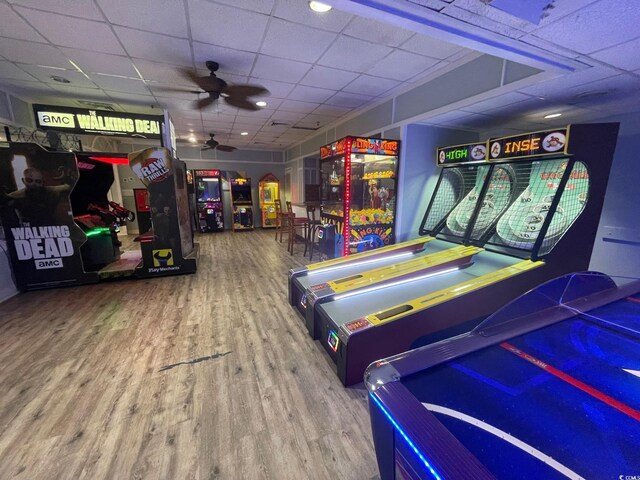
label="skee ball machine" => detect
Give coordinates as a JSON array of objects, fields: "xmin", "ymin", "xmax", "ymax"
[
  {"xmin": 194, "ymin": 169, "xmax": 224, "ymax": 232},
  {"xmin": 230, "ymin": 177, "xmax": 253, "ymax": 231},
  {"xmin": 319, "ymin": 137, "xmax": 400, "ymax": 258},
  {"xmin": 297, "ymin": 124, "xmax": 619, "ymax": 386},
  {"xmin": 259, "ymin": 173, "xmax": 280, "ymax": 228}
]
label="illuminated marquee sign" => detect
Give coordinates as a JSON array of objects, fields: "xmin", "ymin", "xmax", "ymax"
[
  {"xmin": 436, "ymin": 142, "xmax": 488, "ymax": 166},
  {"xmin": 33, "ymin": 104, "xmax": 163, "ymax": 139},
  {"xmin": 489, "ymin": 128, "xmax": 569, "ymax": 161},
  {"xmin": 320, "ymin": 137, "xmax": 398, "ymax": 159},
  {"xmin": 196, "ymin": 169, "xmax": 221, "ymax": 177},
  {"xmin": 231, "ymin": 178, "xmax": 249, "ymax": 185}
]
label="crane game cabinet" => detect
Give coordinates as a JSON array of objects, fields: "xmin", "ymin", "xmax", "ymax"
[
  {"xmin": 230, "ymin": 177, "xmax": 253, "ymax": 231},
  {"xmin": 194, "ymin": 169, "xmax": 224, "ymax": 232},
  {"xmin": 318, "ymin": 136, "xmax": 400, "ymax": 259},
  {"xmin": 293, "ymin": 123, "xmax": 619, "ymax": 386},
  {"xmin": 259, "ymin": 173, "xmax": 280, "ymax": 228},
  {"xmin": 0, "ymin": 144, "xmax": 197, "ymax": 290}
]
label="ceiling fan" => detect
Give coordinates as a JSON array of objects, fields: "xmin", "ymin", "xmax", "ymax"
[
  {"xmin": 177, "ymin": 61, "xmax": 269, "ymax": 111},
  {"xmin": 201, "ymin": 133, "xmax": 237, "ymax": 152}
]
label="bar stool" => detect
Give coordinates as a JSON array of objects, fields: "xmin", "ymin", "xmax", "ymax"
[
  {"xmin": 286, "ymin": 201, "xmax": 308, "ymax": 255},
  {"xmin": 304, "ymin": 204, "xmax": 323, "ymax": 261},
  {"xmin": 274, "ymin": 199, "xmax": 289, "ymax": 243}
]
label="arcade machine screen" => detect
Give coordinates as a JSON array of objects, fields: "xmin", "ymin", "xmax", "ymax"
[
  {"xmin": 198, "ymin": 178, "xmax": 221, "ymax": 202},
  {"xmin": 195, "ymin": 170, "xmax": 224, "ymax": 232}
]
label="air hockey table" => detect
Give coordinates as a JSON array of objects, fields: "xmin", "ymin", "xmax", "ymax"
[{"xmin": 366, "ymin": 272, "xmax": 640, "ymax": 479}]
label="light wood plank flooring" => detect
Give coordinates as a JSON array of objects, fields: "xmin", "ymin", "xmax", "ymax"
[{"xmin": 0, "ymin": 230, "xmax": 380, "ymax": 480}]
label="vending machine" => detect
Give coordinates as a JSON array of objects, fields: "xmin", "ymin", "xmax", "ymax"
[
  {"xmin": 259, "ymin": 173, "xmax": 280, "ymax": 228},
  {"xmin": 230, "ymin": 177, "xmax": 253, "ymax": 231},
  {"xmin": 194, "ymin": 169, "xmax": 224, "ymax": 232}
]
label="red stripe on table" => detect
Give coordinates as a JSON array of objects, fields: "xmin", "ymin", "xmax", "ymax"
[
  {"xmin": 500, "ymin": 342, "xmax": 640, "ymax": 422},
  {"xmin": 627, "ymin": 296, "xmax": 640, "ymax": 304}
]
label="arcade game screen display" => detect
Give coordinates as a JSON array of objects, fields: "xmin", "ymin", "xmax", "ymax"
[{"xmin": 197, "ymin": 178, "xmax": 221, "ymax": 202}]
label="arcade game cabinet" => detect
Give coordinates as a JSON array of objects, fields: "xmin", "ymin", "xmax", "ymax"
[
  {"xmin": 194, "ymin": 169, "xmax": 224, "ymax": 232},
  {"xmin": 366, "ymin": 272, "xmax": 640, "ymax": 479},
  {"xmin": 299, "ymin": 124, "xmax": 619, "ymax": 386},
  {"xmin": 319, "ymin": 137, "xmax": 400, "ymax": 258},
  {"xmin": 259, "ymin": 173, "xmax": 280, "ymax": 228},
  {"xmin": 230, "ymin": 177, "xmax": 253, "ymax": 231},
  {"xmin": 0, "ymin": 144, "xmax": 197, "ymax": 290}
]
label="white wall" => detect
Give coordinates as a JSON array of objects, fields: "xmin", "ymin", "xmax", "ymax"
[
  {"xmin": 589, "ymin": 114, "xmax": 640, "ymax": 278},
  {"xmin": 395, "ymin": 124, "xmax": 479, "ymax": 242}
]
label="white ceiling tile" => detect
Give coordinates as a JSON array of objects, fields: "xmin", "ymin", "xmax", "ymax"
[
  {"xmin": 228, "ymin": 115, "xmax": 269, "ymax": 125},
  {"xmin": 343, "ymin": 17, "xmax": 414, "ymax": 47},
  {"xmin": 260, "ymin": 18, "xmax": 338, "ymax": 63},
  {"xmin": 517, "ymin": 66, "xmax": 621, "ymax": 99},
  {"xmin": 148, "ymin": 83, "xmax": 199, "ymax": 99},
  {"xmin": 7, "ymin": 0, "xmax": 103, "ymax": 20},
  {"xmin": 14, "ymin": 7, "xmax": 125, "ymax": 55},
  {"xmin": 301, "ymin": 113, "xmax": 339, "ymax": 125},
  {"xmin": 399, "ymin": 34, "xmax": 467, "ymax": 59},
  {"xmin": 367, "ymin": 50, "xmax": 439, "ymax": 81},
  {"xmin": 0, "ymin": 38, "xmax": 73, "ymax": 68},
  {"xmin": 60, "ymin": 48, "xmax": 138, "ymax": 77},
  {"xmin": 529, "ymin": 0, "xmax": 640, "ymax": 54},
  {"xmin": 318, "ymin": 36, "xmax": 392, "ymax": 72},
  {"xmin": 312, "ymin": 104, "xmax": 353, "ymax": 116},
  {"xmin": 0, "ymin": 78, "xmax": 55, "ymax": 94},
  {"xmin": 342, "ymin": 75, "xmax": 401, "ymax": 97},
  {"xmin": 97, "ymin": 0, "xmax": 188, "ymax": 38},
  {"xmin": 91, "ymin": 75, "xmax": 153, "ymax": 95},
  {"xmin": 47, "ymin": 83, "xmax": 107, "ymax": 98},
  {"xmin": 269, "ymin": 110, "xmax": 307, "ymax": 122},
  {"xmin": 192, "ymin": 43, "xmax": 256, "ymax": 75},
  {"xmin": 324, "ymin": 92, "xmax": 373, "ymax": 108},
  {"xmin": 115, "ymin": 103, "xmax": 159, "ymax": 114},
  {"xmin": 247, "ymin": 78, "xmax": 295, "ymax": 98},
  {"xmin": 234, "ymin": 106, "xmax": 275, "ymax": 118},
  {"xmin": 300, "ymin": 65, "xmax": 359, "ymax": 90},
  {"xmin": 155, "ymin": 96, "xmax": 198, "ymax": 111},
  {"xmin": 188, "ymin": 0, "xmax": 269, "ymax": 51},
  {"xmin": 105, "ymin": 91, "xmax": 156, "ymax": 104},
  {"xmin": 279, "ymin": 99, "xmax": 319, "ymax": 113},
  {"xmin": 0, "ymin": 4, "xmax": 47, "ymax": 42},
  {"xmin": 0, "ymin": 61, "xmax": 37, "ymax": 81},
  {"xmin": 251, "ymin": 55, "xmax": 311, "ymax": 83},
  {"xmin": 591, "ymin": 36, "xmax": 640, "ymax": 72},
  {"xmin": 287, "ymin": 85, "xmax": 336, "ymax": 103},
  {"xmin": 273, "ymin": 0, "xmax": 353, "ymax": 32},
  {"xmin": 207, "ymin": 0, "xmax": 274, "ymax": 14},
  {"xmin": 133, "ymin": 60, "xmax": 194, "ymax": 86},
  {"xmin": 115, "ymin": 27, "xmax": 192, "ymax": 66},
  {"xmin": 18, "ymin": 65, "xmax": 97, "ymax": 87}
]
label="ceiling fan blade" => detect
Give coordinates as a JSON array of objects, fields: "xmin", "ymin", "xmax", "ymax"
[
  {"xmin": 196, "ymin": 95, "xmax": 217, "ymax": 109},
  {"xmin": 216, "ymin": 145, "xmax": 237, "ymax": 152},
  {"xmin": 223, "ymin": 84, "xmax": 270, "ymax": 97},
  {"xmin": 223, "ymin": 96, "xmax": 259, "ymax": 111},
  {"xmin": 179, "ymin": 68, "xmax": 225, "ymax": 92}
]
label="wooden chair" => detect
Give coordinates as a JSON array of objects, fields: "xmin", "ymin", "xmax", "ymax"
[
  {"xmin": 286, "ymin": 201, "xmax": 308, "ymax": 255},
  {"xmin": 274, "ymin": 199, "xmax": 289, "ymax": 243},
  {"xmin": 304, "ymin": 204, "xmax": 323, "ymax": 261}
]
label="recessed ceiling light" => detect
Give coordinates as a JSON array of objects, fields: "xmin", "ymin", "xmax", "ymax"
[
  {"xmin": 189, "ymin": 129, "xmax": 194, "ymax": 133},
  {"xmin": 309, "ymin": 1, "xmax": 332, "ymax": 12},
  {"xmin": 544, "ymin": 113, "xmax": 562, "ymax": 119},
  {"xmin": 188, "ymin": 136, "xmax": 197, "ymax": 143},
  {"xmin": 241, "ymin": 132, "xmax": 249, "ymax": 136},
  {"xmin": 50, "ymin": 75, "xmax": 70, "ymax": 83},
  {"xmin": 256, "ymin": 101, "xmax": 267, "ymax": 107}
]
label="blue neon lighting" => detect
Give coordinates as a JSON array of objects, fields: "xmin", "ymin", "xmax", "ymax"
[{"xmin": 369, "ymin": 393, "xmax": 443, "ymax": 480}]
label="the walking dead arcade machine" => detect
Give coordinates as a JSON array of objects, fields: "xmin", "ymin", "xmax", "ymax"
[
  {"xmin": 230, "ymin": 177, "xmax": 254, "ymax": 231},
  {"xmin": 194, "ymin": 169, "xmax": 225, "ymax": 232},
  {"xmin": 0, "ymin": 135, "xmax": 197, "ymax": 290},
  {"xmin": 294, "ymin": 123, "xmax": 619, "ymax": 386},
  {"xmin": 318, "ymin": 136, "xmax": 400, "ymax": 259}
]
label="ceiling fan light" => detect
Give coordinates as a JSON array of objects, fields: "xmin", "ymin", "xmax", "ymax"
[
  {"xmin": 309, "ymin": 1, "xmax": 332, "ymax": 12},
  {"xmin": 241, "ymin": 132, "xmax": 249, "ymax": 136}
]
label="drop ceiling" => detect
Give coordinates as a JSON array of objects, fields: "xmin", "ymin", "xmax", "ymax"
[{"xmin": 0, "ymin": 0, "xmax": 639, "ymax": 151}]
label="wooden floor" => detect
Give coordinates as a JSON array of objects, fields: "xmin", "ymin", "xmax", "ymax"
[{"xmin": 0, "ymin": 230, "xmax": 381, "ymax": 480}]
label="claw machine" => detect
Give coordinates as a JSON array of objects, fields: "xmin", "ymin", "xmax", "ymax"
[
  {"xmin": 230, "ymin": 177, "xmax": 253, "ymax": 231},
  {"xmin": 319, "ymin": 136, "xmax": 400, "ymax": 257},
  {"xmin": 259, "ymin": 173, "xmax": 280, "ymax": 228},
  {"xmin": 194, "ymin": 169, "xmax": 224, "ymax": 232}
]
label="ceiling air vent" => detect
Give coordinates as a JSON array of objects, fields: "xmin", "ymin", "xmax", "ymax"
[
  {"xmin": 291, "ymin": 125, "xmax": 320, "ymax": 131},
  {"xmin": 270, "ymin": 121, "xmax": 290, "ymax": 126}
]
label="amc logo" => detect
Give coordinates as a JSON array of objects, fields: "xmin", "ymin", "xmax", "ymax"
[
  {"xmin": 37, "ymin": 111, "xmax": 75, "ymax": 129},
  {"xmin": 34, "ymin": 258, "xmax": 63, "ymax": 270}
]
